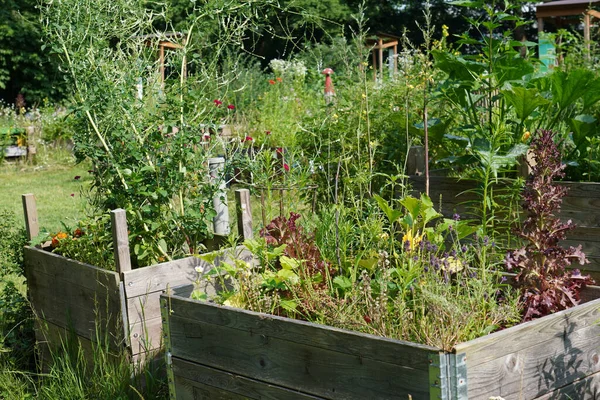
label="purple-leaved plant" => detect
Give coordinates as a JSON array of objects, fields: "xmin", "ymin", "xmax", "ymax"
[{"xmin": 505, "ymin": 130, "xmax": 593, "ymax": 321}]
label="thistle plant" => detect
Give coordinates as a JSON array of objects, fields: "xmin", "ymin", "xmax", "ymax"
[{"xmin": 505, "ymin": 130, "xmax": 593, "ymax": 321}]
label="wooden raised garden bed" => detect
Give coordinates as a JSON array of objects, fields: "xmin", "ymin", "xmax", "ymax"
[
  {"xmin": 410, "ymin": 176, "xmax": 600, "ymax": 282},
  {"xmin": 161, "ymin": 284, "xmax": 600, "ymax": 400},
  {"xmin": 22, "ymin": 189, "xmax": 255, "ymax": 367}
]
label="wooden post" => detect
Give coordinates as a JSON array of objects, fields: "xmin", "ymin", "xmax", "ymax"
[
  {"xmin": 208, "ymin": 157, "xmax": 230, "ymax": 235},
  {"xmin": 406, "ymin": 146, "xmax": 425, "ymax": 176},
  {"xmin": 393, "ymin": 44, "xmax": 398, "ymax": 75},
  {"xmin": 537, "ymin": 17, "xmax": 544, "ymax": 33},
  {"xmin": 22, "ymin": 194, "xmax": 39, "ymax": 241},
  {"xmin": 584, "ymin": 13, "xmax": 591, "ymax": 58},
  {"xmin": 378, "ymin": 38, "xmax": 384, "ymax": 80},
  {"xmin": 111, "ymin": 209, "xmax": 132, "ymax": 274},
  {"xmin": 235, "ymin": 189, "xmax": 253, "ymax": 240},
  {"xmin": 159, "ymin": 44, "xmax": 165, "ymax": 88},
  {"xmin": 26, "ymin": 126, "xmax": 36, "ymax": 163},
  {"xmin": 372, "ymin": 49, "xmax": 377, "ymax": 81}
]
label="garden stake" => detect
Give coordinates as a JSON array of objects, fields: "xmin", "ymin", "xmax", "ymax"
[{"xmin": 322, "ymin": 68, "xmax": 335, "ymax": 104}]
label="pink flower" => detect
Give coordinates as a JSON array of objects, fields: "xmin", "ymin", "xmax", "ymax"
[
  {"xmin": 265, "ymin": 130, "xmax": 271, "ymax": 135},
  {"xmin": 213, "ymin": 99, "xmax": 223, "ymax": 106},
  {"xmin": 283, "ymin": 163, "xmax": 290, "ymax": 172},
  {"xmin": 227, "ymin": 104, "xmax": 235, "ymax": 110},
  {"xmin": 276, "ymin": 147, "xmax": 284, "ymax": 155},
  {"xmin": 70, "ymin": 193, "xmax": 75, "ymax": 197},
  {"xmin": 242, "ymin": 136, "xmax": 253, "ymax": 143}
]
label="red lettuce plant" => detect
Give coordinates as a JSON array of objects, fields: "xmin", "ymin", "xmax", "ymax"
[
  {"xmin": 505, "ymin": 130, "xmax": 593, "ymax": 321},
  {"xmin": 260, "ymin": 212, "xmax": 334, "ymax": 281}
]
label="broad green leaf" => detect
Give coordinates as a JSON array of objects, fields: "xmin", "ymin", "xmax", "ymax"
[
  {"xmin": 432, "ymin": 50, "xmax": 485, "ymax": 82},
  {"xmin": 551, "ymin": 69, "xmax": 593, "ymax": 111},
  {"xmin": 400, "ymin": 196, "xmax": 421, "ymax": 221},
  {"xmin": 333, "ymin": 276, "xmax": 352, "ymax": 290},
  {"xmin": 568, "ymin": 115, "xmax": 598, "ymax": 152},
  {"xmin": 277, "ymin": 269, "xmax": 299, "ymax": 285},
  {"xmin": 582, "ymin": 78, "xmax": 600, "ymax": 111},
  {"xmin": 358, "ymin": 257, "xmax": 379, "ymax": 272},
  {"xmin": 280, "ymin": 299, "xmax": 298, "ymax": 312},
  {"xmin": 502, "ymin": 86, "xmax": 549, "ymax": 122},
  {"xmin": 197, "ymin": 251, "xmax": 219, "ymax": 264},
  {"xmin": 373, "ymin": 194, "xmax": 403, "ymax": 223},
  {"xmin": 280, "ymin": 256, "xmax": 300, "ymax": 270},
  {"xmin": 157, "ymin": 238, "xmax": 168, "ymax": 255},
  {"xmin": 219, "ymin": 262, "xmax": 237, "ymax": 276}
]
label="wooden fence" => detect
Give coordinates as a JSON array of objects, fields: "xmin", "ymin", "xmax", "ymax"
[
  {"xmin": 409, "ymin": 176, "xmax": 600, "ymax": 282},
  {"xmin": 162, "ymin": 285, "xmax": 600, "ymax": 399},
  {"xmin": 22, "ymin": 189, "xmax": 255, "ymax": 367}
]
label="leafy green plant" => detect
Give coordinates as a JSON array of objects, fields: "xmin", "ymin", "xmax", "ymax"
[
  {"xmin": 505, "ymin": 130, "xmax": 593, "ymax": 321},
  {"xmin": 49, "ymin": 215, "xmax": 115, "ymax": 271},
  {"xmin": 0, "ymin": 210, "xmax": 26, "ymax": 277}
]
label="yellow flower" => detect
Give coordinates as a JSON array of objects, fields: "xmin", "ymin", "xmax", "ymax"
[
  {"xmin": 521, "ymin": 131, "xmax": 531, "ymax": 142},
  {"xmin": 402, "ymin": 230, "xmax": 423, "ymax": 252},
  {"xmin": 442, "ymin": 25, "xmax": 449, "ymax": 38},
  {"xmin": 361, "ymin": 93, "xmax": 367, "ymax": 99},
  {"xmin": 441, "ymin": 256, "xmax": 463, "ymax": 273}
]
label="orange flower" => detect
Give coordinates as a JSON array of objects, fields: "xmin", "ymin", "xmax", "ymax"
[
  {"xmin": 276, "ymin": 77, "xmax": 282, "ymax": 82},
  {"xmin": 269, "ymin": 79, "xmax": 276, "ymax": 85},
  {"xmin": 51, "ymin": 231, "xmax": 68, "ymax": 248}
]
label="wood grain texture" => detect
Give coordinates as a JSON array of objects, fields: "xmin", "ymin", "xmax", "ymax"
[
  {"xmin": 533, "ymin": 369, "xmax": 600, "ymax": 399},
  {"xmin": 235, "ymin": 188, "xmax": 253, "ymax": 240},
  {"xmin": 25, "ymin": 247, "xmax": 122, "ymax": 343},
  {"xmin": 128, "ymin": 316, "xmax": 162, "ymax": 356},
  {"xmin": 25, "ymin": 247, "xmax": 120, "ymax": 291},
  {"xmin": 164, "ymin": 295, "xmax": 436, "ymax": 400},
  {"xmin": 34, "ymin": 317, "xmax": 124, "ymax": 371},
  {"xmin": 454, "ymin": 296, "xmax": 600, "ymax": 399},
  {"xmin": 165, "ymin": 295, "xmax": 437, "ymax": 370},
  {"xmin": 172, "ymin": 358, "xmax": 325, "ymax": 400},
  {"xmin": 122, "ymin": 246, "xmax": 254, "ymax": 298},
  {"xmin": 21, "ymin": 194, "xmax": 39, "ymax": 241},
  {"xmin": 111, "ymin": 208, "xmax": 132, "ymax": 274},
  {"xmin": 410, "ymin": 176, "xmax": 600, "ymax": 228}
]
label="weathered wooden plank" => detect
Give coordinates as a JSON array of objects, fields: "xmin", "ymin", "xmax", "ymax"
[
  {"xmin": 34, "ymin": 318, "xmax": 124, "ymax": 371},
  {"xmin": 111, "ymin": 208, "xmax": 132, "ymax": 274},
  {"xmin": 463, "ymin": 322, "xmax": 600, "ymax": 399},
  {"xmin": 455, "ymin": 297, "xmax": 600, "ymax": 399},
  {"xmin": 454, "ymin": 296, "xmax": 600, "ymax": 366},
  {"xmin": 129, "ymin": 316, "xmax": 162, "ymax": 356},
  {"xmin": 167, "ymin": 313, "xmax": 432, "ymax": 399},
  {"xmin": 165, "ymin": 295, "xmax": 438, "ymax": 371},
  {"xmin": 235, "ymin": 188, "xmax": 253, "ymax": 240},
  {"xmin": 559, "ymin": 181, "xmax": 600, "ymax": 198},
  {"xmin": 533, "ymin": 368, "xmax": 600, "ymax": 399},
  {"xmin": 24, "ymin": 246, "xmax": 120, "ymax": 292},
  {"xmin": 172, "ymin": 357, "xmax": 326, "ymax": 400},
  {"xmin": 122, "ymin": 246, "xmax": 254, "ymax": 298},
  {"xmin": 22, "ymin": 193, "xmax": 39, "ymax": 241},
  {"xmin": 28, "ymin": 269, "xmax": 122, "ymax": 344},
  {"xmin": 411, "ymin": 176, "xmax": 600, "ymax": 228}
]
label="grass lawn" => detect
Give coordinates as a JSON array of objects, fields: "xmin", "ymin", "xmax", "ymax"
[{"xmin": 0, "ymin": 160, "xmax": 91, "ymax": 235}]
